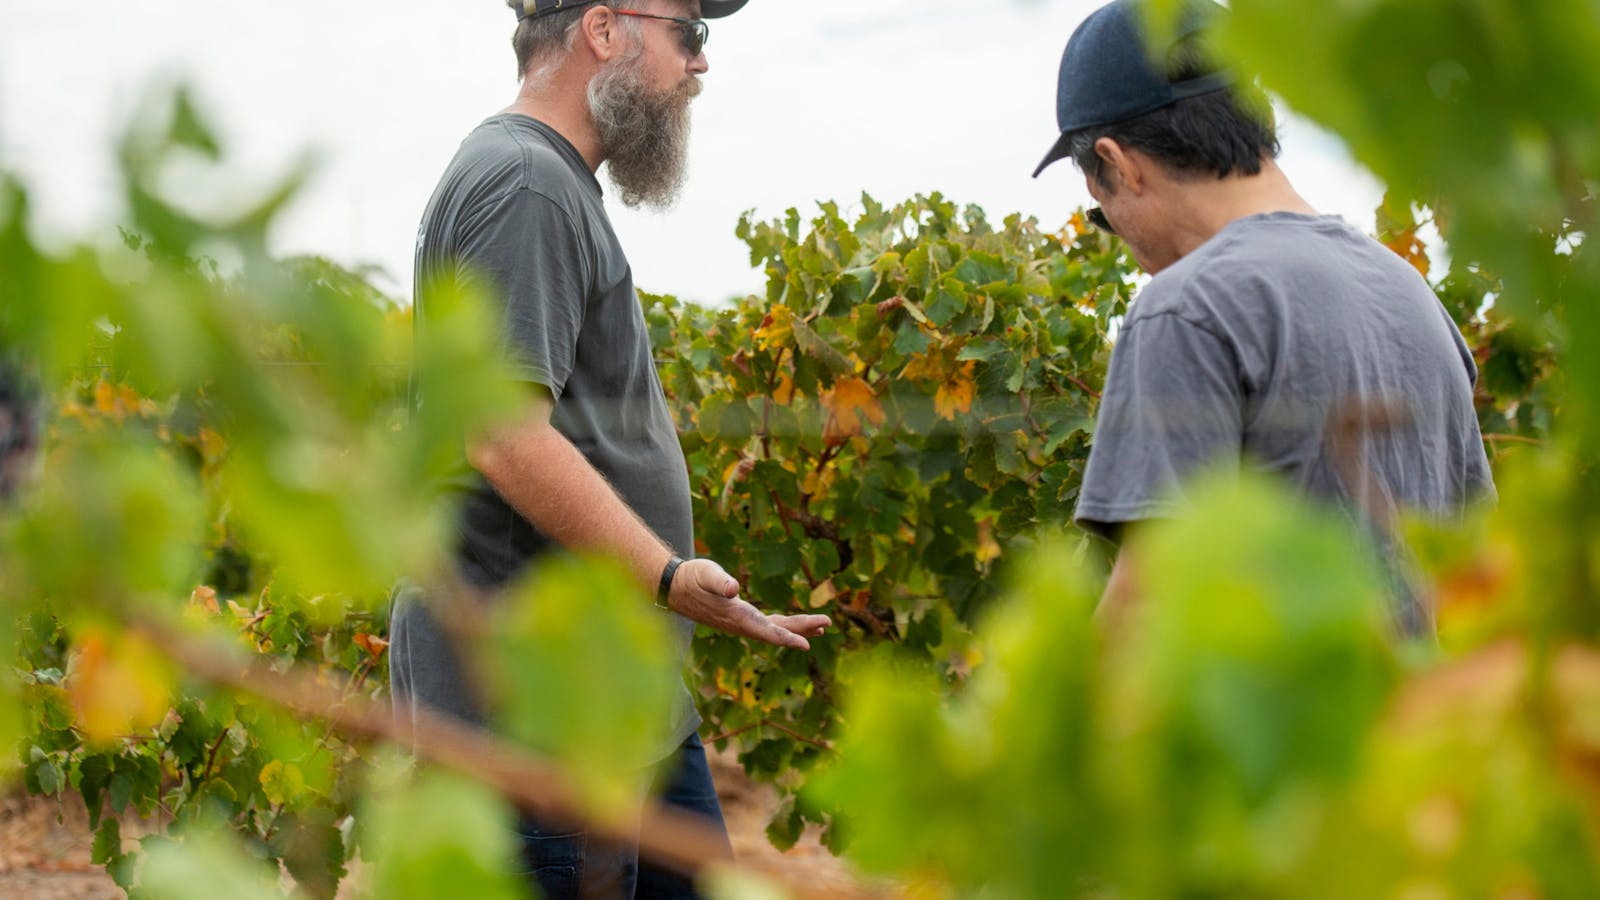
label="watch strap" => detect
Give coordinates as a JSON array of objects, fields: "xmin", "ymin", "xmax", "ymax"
[{"xmin": 656, "ymin": 555, "xmax": 684, "ymax": 611}]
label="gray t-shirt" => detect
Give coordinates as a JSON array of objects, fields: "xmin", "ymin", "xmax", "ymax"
[
  {"xmin": 399, "ymin": 113, "xmax": 699, "ymax": 761},
  {"xmin": 1076, "ymin": 213, "xmax": 1493, "ymax": 630}
]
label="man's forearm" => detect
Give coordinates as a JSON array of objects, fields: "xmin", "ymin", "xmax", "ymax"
[
  {"xmin": 468, "ymin": 409, "xmax": 672, "ymax": 594},
  {"xmin": 464, "ymin": 397, "xmax": 831, "ymax": 651},
  {"xmin": 1095, "ymin": 543, "xmax": 1139, "ymax": 634}
]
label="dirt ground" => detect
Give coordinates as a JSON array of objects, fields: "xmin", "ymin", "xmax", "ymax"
[
  {"xmin": 0, "ymin": 750, "xmax": 858, "ymax": 899},
  {"xmin": 0, "ymin": 787, "xmax": 123, "ymax": 900}
]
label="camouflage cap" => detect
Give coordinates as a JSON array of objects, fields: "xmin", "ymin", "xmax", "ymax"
[{"xmin": 507, "ymin": 0, "xmax": 749, "ymax": 20}]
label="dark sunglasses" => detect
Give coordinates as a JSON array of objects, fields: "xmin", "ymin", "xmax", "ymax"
[
  {"xmin": 1086, "ymin": 206, "xmax": 1117, "ymax": 235},
  {"xmin": 1083, "ymin": 154, "xmax": 1118, "ymax": 236},
  {"xmin": 614, "ymin": 9, "xmax": 710, "ymax": 57}
]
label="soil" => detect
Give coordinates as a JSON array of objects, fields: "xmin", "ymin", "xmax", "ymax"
[
  {"xmin": 0, "ymin": 750, "xmax": 858, "ymax": 899},
  {"xmin": 0, "ymin": 788, "xmax": 125, "ymax": 900}
]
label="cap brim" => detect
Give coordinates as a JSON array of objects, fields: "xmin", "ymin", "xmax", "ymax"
[
  {"xmin": 701, "ymin": 0, "xmax": 749, "ymax": 18},
  {"xmin": 1032, "ymin": 132, "xmax": 1072, "ymax": 178}
]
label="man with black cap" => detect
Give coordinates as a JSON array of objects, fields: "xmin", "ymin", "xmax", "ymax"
[
  {"xmin": 394, "ymin": 2, "xmax": 830, "ymax": 896},
  {"xmin": 1034, "ymin": 0, "xmax": 1492, "ymax": 635}
]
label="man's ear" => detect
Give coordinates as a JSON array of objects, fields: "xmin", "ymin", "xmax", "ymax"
[
  {"xmin": 1094, "ymin": 137, "xmax": 1148, "ymax": 196},
  {"xmin": 578, "ymin": 5, "xmax": 627, "ymax": 63}
]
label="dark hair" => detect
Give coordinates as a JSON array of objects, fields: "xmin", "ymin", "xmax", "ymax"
[
  {"xmin": 1066, "ymin": 50, "xmax": 1279, "ymax": 184},
  {"xmin": 512, "ymin": 1, "xmax": 627, "ymax": 79}
]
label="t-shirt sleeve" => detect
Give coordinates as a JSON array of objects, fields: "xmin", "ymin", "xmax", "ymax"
[
  {"xmin": 1075, "ymin": 311, "xmax": 1244, "ymax": 533},
  {"xmin": 1437, "ymin": 300, "xmax": 1480, "ymax": 388},
  {"xmin": 454, "ymin": 187, "xmax": 591, "ymax": 398}
]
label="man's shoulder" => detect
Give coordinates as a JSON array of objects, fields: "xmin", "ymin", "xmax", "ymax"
[
  {"xmin": 446, "ymin": 115, "xmax": 595, "ymax": 209},
  {"xmin": 1131, "ymin": 213, "xmax": 1400, "ymax": 323},
  {"xmin": 1125, "ymin": 245, "xmax": 1226, "ymax": 326},
  {"xmin": 1189, "ymin": 212, "xmax": 1404, "ymax": 281}
]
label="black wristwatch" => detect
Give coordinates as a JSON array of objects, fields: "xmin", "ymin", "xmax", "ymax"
[{"xmin": 656, "ymin": 555, "xmax": 684, "ymax": 611}]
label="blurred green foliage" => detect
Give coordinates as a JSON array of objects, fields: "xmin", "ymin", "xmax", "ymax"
[
  {"xmin": 805, "ymin": 1, "xmax": 1600, "ymax": 896},
  {"xmin": 814, "ymin": 476, "xmax": 1398, "ymax": 896},
  {"xmin": 0, "ymin": 88, "xmax": 669, "ymax": 896},
  {"xmin": 816, "ymin": 475, "xmax": 1600, "ymax": 898},
  {"xmin": 485, "ymin": 557, "xmax": 681, "ymax": 817},
  {"xmin": 3, "ymin": 0, "xmax": 1600, "ymax": 894},
  {"xmin": 358, "ymin": 764, "xmax": 530, "ymax": 900}
]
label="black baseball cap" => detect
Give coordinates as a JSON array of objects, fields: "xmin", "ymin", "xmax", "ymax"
[
  {"xmin": 509, "ymin": 0, "xmax": 749, "ymax": 20},
  {"xmin": 1032, "ymin": 0, "xmax": 1232, "ymax": 178}
]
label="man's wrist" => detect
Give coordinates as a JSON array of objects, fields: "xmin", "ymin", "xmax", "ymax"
[{"xmin": 656, "ymin": 555, "xmax": 684, "ymax": 611}]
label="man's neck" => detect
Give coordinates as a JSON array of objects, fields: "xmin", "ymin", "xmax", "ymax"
[
  {"xmin": 503, "ymin": 72, "xmax": 604, "ymax": 171},
  {"xmin": 1166, "ymin": 159, "xmax": 1318, "ymax": 260}
]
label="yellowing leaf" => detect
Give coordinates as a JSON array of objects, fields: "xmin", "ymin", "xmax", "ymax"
[
  {"xmin": 67, "ymin": 630, "xmax": 172, "ymax": 743},
  {"xmin": 93, "ymin": 381, "xmax": 118, "ymax": 417},
  {"xmin": 962, "ymin": 645, "xmax": 986, "ymax": 672},
  {"xmin": 117, "ymin": 386, "xmax": 154, "ymax": 418},
  {"xmin": 975, "ymin": 518, "xmax": 1002, "ymax": 567},
  {"xmin": 352, "ymin": 632, "xmax": 390, "ymax": 660},
  {"xmin": 721, "ymin": 457, "xmax": 754, "ymax": 489},
  {"xmin": 259, "ymin": 759, "xmax": 306, "ymax": 806},
  {"xmin": 809, "ymin": 579, "xmax": 839, "ymax": 609},
  {"xmin": 196, "ymin": 427, "xmax": 227, "ymax": 466},
  {"xmin": 935, "ymin": 361, "xmax": 977, "ymax": 422},
  {"xmin": 822, "ymin": 377, "xmax": 886, "ymax": 445},
  {"xmin": 719, "ymin": 456, "xmax": 755, "ymax": 512},
  {"xmin": 754, "ymin": 304, "xmax": 794, "ymax": 353},
  {"xmin": 801, "ymin": 467, "xmax": 836, "ymax": 498},
  {"xmin": 59, "ymin": 400, "xmax": 91, "ymax": 426},
  {"xmin": 190, "ymin": 584, "xmax": 220, "ymax": 614},
  {"xmin": 773, "ymin": 372, "xmax": 796, "ymax": 406},
  {"xmin": 88, "ymin": 381, "xmax": 155, "ymax": 422},
  {"xmin": 900, "ymin": 350, "xmax": 945, "ymax": 383},
  {"xmin": 1383, "ymin": 229, "xmax": 1431, "ymax": 279},
  {"xmin": 1065, "ymin": 211, "xmax": 1087, "ymax": 240}
]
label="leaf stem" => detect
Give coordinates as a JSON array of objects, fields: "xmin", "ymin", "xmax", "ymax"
[
  {"xmin": 1482, "ymin": 433, "xmax": 1543, "ymax": 446},
  {"xmin": 1063, "ymin": 374, "xmax": 1101, "ymax": 400},
  {"xmin": 705, "ymin": 719, "xmax": 833, "ymax": 753},
  {"xmin": 199, "ymin": 729, "xmax": 229, "ymax": 783}
]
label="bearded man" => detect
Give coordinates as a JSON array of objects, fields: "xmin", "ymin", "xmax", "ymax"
[{"xmin": 392, "ymin": 2, "xmax": 829, "ymax": 897}]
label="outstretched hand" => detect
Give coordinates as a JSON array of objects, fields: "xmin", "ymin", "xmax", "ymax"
[{"xmin": 668, "ymin": 558, "xmax": 831, "ymax": 650}]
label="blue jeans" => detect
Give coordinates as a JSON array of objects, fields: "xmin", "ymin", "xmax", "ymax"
[{"xmin": 517, "ymin": 732, "xmax": 732, "ymax": 899}]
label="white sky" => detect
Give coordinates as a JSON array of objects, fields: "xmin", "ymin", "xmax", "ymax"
[{"xmin": 0, "ymin": 0, "xmax": 1384, "ymax": 305}]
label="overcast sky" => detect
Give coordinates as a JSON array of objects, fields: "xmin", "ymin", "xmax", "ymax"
[{"xmin": 0, "ymin": 0, "xmax": 1384, "ymax": 306}]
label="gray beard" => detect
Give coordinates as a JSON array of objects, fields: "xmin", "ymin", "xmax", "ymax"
[{"xmin": 588, "ymin": 54, "xmax": 700, "ymax": 211}]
